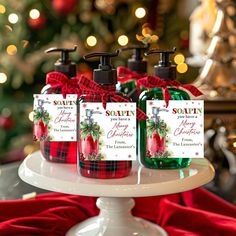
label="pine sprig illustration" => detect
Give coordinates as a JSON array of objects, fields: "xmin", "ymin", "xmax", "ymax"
[
  {"xmin": 80, "ymin": 121, "xmax": 103, "ymax": 141},
  {"xmin": 33, "ymin": 109, "xmax": 51, "ymax": 125},
  {"xmin": 147, "ymin": 119, "xmax": 167, "ymax": 138}
]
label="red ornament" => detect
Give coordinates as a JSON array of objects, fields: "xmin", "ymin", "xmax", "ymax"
[
  {"xmin": 28, "ymin": 15, "xmax": 46, "ymax": 30},
  {"xmin": 80, "ymin": 131, "xmax": 99, "ymax": 156},
  {"xmin": 0, "ymin": 116, "xmax": 14, "ymax": 130},
  {"xmin": 52, "ymin": 0, "xmax": 77, "ymax": 15}
]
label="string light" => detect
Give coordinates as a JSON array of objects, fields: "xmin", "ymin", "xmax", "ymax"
[
  {"xmin": 8, "ymin": 13, "xmax": 19, "ymax": 24},
  {"xmin": 28, "ymin": 111, "xmax": 34, "ymax": 122},
  {"xmin": 0, "ymin": 4, "xmax": 6, "ymax": 14},
  {"xmin": 29, "ymin": 9, "xmax": 40, "ymax": 19},
  {"xmin": 6, "ymin": 45, "xmax": 17, "ymax": 55},
  {"xmin": 177, "ymin": 63, "xmax": 188, "ymax": 73},
  {"xmin": 174, "ymin": 54, "xmax": 185, "ymax": 64},
  {"xmin": 86, "ymin": 35, "xmax": 97, "ymax": 47},
  {"xmin": 118, "ymin": 35, "xmax": 129, "ymax": 46},
  {"xmin": 0, "ymin": 73, "xmax": 7, "ymax": 83},
  {"xmin": 135, "ymin": 7, "xmax": 146, "ymax": 19}
]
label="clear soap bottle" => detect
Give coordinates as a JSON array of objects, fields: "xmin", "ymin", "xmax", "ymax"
[
  {"xmin": 139, "ymin": 49, "xmax": 191, "ymax": 169},
  {"xmin": 78, "ymin": 52, "xmax": 132, "ymax": 178},
  {"xmin": 40, "ymin": 46, "xmax": 78, "ymax": 163}
]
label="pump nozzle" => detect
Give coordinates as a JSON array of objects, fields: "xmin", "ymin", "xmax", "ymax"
[
  {"xmin": 145, "ymin": 47, "xmax": 176, "ymax": 66},
  {"xmin": 120, "ymin": 45, "xmax": 148, "ymax": 73},
  {"xmin": 45, "ymin": 46, "xmax": 77, "ymax": 77},
  {"xmin": 145, "ymin": 47, "xmax": 177, "ymax": 81},
  {"xmin": 84, "ymin": 51, "xmax": 119, "ymax": 84}
]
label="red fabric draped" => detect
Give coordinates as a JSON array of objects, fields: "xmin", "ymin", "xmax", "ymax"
[{"xmin": 0, "ymin": 188, "xmax": 235, "ymax": 236}]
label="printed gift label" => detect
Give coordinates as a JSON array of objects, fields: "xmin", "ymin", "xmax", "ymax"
[
  {"xmin": 79, "ymin": 103, "xmax": 136, "ymax": 161},
  {"xmin": 146, "ymin": 100, "xmax": 204, "ymax": 158},
  {"xmin": 33, "ymin": 94, "xmax": 77, "ymax": 141}
]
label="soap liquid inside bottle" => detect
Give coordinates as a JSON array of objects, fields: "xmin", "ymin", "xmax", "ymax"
[
  {"xmin": 139, "ymin": 87, "xmax": 191, "ymax": 169},
  {"xmin": 78, "ymin": 88, "xmax": 132, "ymax": 179},
  {"xmin": 40, "ymin": 85, "xmax": 77, "ymax": 164}
]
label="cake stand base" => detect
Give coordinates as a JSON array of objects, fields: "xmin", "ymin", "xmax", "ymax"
[{"xmin": 66, "ymin": 197, "xmax": 168, "ymax": 236}]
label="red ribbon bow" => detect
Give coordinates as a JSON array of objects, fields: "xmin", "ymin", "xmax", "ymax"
[
  {"xmin": 137, "ymin": 75, "xmax": 203, "ymax": 107},
  {"xmin": 117, "ymin": 66, "xmax": 146, "ymax": 84},
  {"xmin": 79, "ymin": 76, "xmax": 148, "ymax": 120},
  {"xmin": 46, "ymin": 72, "xmax": 82, "ymax": 98}
]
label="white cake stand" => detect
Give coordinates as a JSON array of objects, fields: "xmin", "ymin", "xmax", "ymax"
[{"xmin": 18, "ymin": 151, "xmax": 214, "ymax": 236}]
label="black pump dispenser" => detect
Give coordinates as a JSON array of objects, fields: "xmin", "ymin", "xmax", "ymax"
[
  {"xmin": 84, "ymin": 51, "xmax": 119, "ymax": 85},
  {"xmin": 45, "ymin": 46, "xmax": 77, "ymax": 78},
  {"xmin": 145, "ymin": 47, "xmax": 176, "ymax": 81},
  {"xmin": 121, "ymin": 45, "xmax": 147, "ymax": 74}
]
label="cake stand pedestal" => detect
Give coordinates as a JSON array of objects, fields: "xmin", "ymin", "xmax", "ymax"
[{"xmin": 19, "ymin": 151, "xmax": 214, "ymax": 236}]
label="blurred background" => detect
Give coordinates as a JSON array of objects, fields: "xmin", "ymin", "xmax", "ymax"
[{"xmin": 0, "ymin": 0, "xmax": 236, "ymax": 203}]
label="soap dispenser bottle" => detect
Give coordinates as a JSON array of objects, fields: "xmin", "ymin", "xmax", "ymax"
[
  {"xmin": 78, "ymin": 51, "xmax": 132, "ymax": 178},
  {"xmin": 117, "ymin": 45, "xmax": 147, "ymax": 102},
  {"xmin": 139, "ymin": 48, "xmax": 191, "ymax": 169},
  {"xmin": 40, "ymin": 46, "xmax": 79, "ymax": 164}
]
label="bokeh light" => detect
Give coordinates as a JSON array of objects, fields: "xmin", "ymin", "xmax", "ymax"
[
  {"xmin": 28, "ymin": 111, "xmax": 34, "ymax": 122},
  {"xmin": 29, "ymin": 9, "xmax": 40, "ymax": 19},
  {"xmin": 177, "ymin": 63, "xmax": 188, "ymax": 73},
  {"xmin": 6, "ymin": 45, "xmax": 17, "ymax": 55},
  {"xmin": 86, "ymin": 35, "xmax": 97, "ymax": 47},
  {"xmin": 135, "ymin": 7, "xmax": 146, "ymax": 19},
  {"xmin": 8, "ymin": 13, "xmax": 19, "ymax": 24},
  {"xmin": 174, "ymin": 54, "xmax": 185, "ymax": 64},
  {"xmin": 0, "ymin": 4, "xmax": 6, "ymax": 14},
  {"xmin": 118, "ymin": 35, "xmax": 129, "ymax": 46},
  {"xmin": 0, "ymin": 73, "xmax": 7, "ymax": 83}
]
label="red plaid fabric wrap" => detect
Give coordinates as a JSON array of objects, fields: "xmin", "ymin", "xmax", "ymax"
[
  {"xmin": 79, "ymin": 158, "xmax": 132, "ymax": 178},
  {"xmin": 137, "ymin": 75, "xmax": 203, "ymax": 107},
  {"xmin": 46, "ymin": 72, "xmax": 82, "ymax": 98},
  {"xmin": 40, "ymin": 141, "xmax": 77, "ymax": 164},
  {"xmin": 117, "ymin": 66, "xmax": 146, "ymax": 84},
  {"xmin": 79, "ymin": 76, "xmax": 148, "ymax": 120}
]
